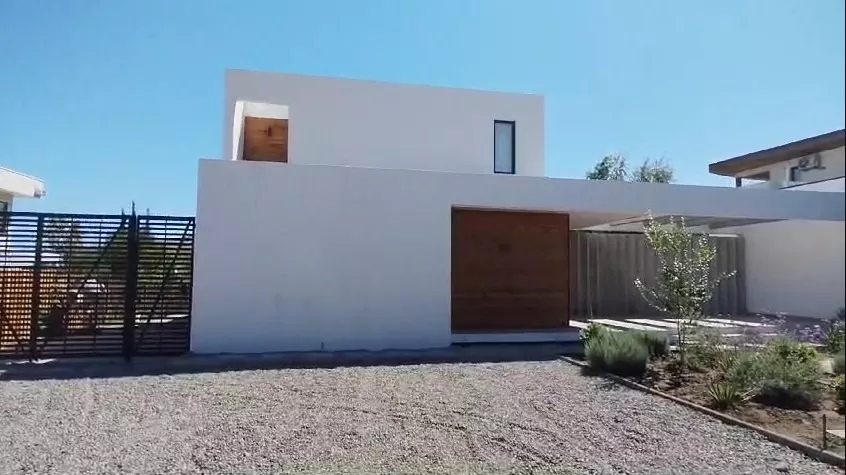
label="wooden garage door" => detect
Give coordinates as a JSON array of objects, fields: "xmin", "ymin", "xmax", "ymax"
[{"xmin": 451, "ymin": 209, "xmax": 570, "ymax": 331}]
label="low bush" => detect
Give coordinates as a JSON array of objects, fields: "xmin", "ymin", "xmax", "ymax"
[
  {"xmin": 722, "ymin": 337, "xmax": 823, "ymax": 410},
  {"xmin": 579, "ymin": 323, "xmax": 608, "ymax": 346},
  {"xmin": 724, "ymin": 351, "xmax": 763, "ymax": 390},
  {"xmin": 835, "ymin": 375, "xmax": 845, "ymax": 403},
  {"xmin": 764, "ymin": 336, "xmax": 819, "ymax": 366},
  {"xmin": 634, "ymin": 331, "xmax": 669, "ymax": 359},
  {"xmin": 755, "ymin": 338, "xmax": 822, "ymax": 410},
  {"xmin": 706, "ymin": 380, "xmax": 752, "ymax": 410},
  {"xmin": 585, "ymin": 331, "xmax": 650, "ymax": 378},
  {"xmin": 834, "ymin": 352, "xmax": 845, "ymax": 375},
  {"xmin": 689, "ymin": 327, "xmax": 739, "ymax": 372}
]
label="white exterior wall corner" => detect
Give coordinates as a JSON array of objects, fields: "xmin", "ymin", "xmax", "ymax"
[
  {"xmin": 223, "ymin": 69, "xmax": 545, "ymax": 176},
  {"xmin": 191, "ymin": 160, "xmax": 845, "ymax": 354},
  {"xmin": 726, "ymin": 220, "xmax": 845, "ymax": 319}
]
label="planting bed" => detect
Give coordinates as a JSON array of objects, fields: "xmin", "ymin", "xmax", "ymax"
[{"xmin": 640, "ymin": 358, "xmax": 846, "ymax": 453}]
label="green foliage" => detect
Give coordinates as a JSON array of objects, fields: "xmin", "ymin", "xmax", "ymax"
[
  {"xmin": 579, "ymin": 323, "xmax": 608, "ymax": 346},
  {"xmin": 631, "ymin": 158, "xmax": 674, "ymax": 183},
  {"xmin": 689, "ymin": 327, "xmax": 736, "ymax": 372},
  {"xmin": 634, "ymin": 215, "xmax": 737, "ymax": 368},
  {"xmin": 585, "ymin": 154, "xmax": 628, "ymax": 181},
  {"xmin": 721, "ymin": 338, "xmax": 823, "ymax": 410},
  {"xmin": 635, "ymin": 215, "xmax": 735, "ymax": 320},
  {"xmin": 585, "ymin": 155, "xmax": 674, "ymax": 183},
  {"xmin": 724, "ymin": 351, "xmax": 763, "ymax": 390},
  {"xmin": 634, "ymin": 331, "xmax": 669, "ymax": 359},
  {"xmin": 835, "ymin": 375, "xmax": 845, "ymax": 402},
  {"xmin": 833, "ymin": 352, "xmax": 845, "ymax": 375},
  {"xmin": 826, "ymin": 309, "xmax": 845, "ymax": 354},
  {"xmin": 585, "ymin": 331, "xmax": 650, "ymax": 378},
  {"xmin": 764, "ymin": 336, "xmax": 819, "ymax": 366},
  {"xmin": 706, "ymin": 380, "xmax": 752, "ymax": 410}
]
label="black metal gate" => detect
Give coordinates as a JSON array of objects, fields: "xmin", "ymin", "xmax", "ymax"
[{"xmin": 0, "ymin": 211, "xmax": 194, "ymax": 360}]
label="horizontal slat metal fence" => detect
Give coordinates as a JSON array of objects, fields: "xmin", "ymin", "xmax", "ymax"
[{"xmin": 0, "ymin": 211, "xmax": 194, "ymax": 359}]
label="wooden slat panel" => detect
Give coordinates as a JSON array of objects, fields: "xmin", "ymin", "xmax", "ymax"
[
  {"xmin": 243, "ymin": 117, "xmax": 288, "ymax": 163},
  {"xmin": 451, "ymin": 209, "xmax": 570, "ymax": 331}
]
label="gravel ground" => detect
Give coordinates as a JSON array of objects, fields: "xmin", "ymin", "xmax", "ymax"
[{"xmin": 0, "ymin": 360, "xmax": 840, "ymax": 475}]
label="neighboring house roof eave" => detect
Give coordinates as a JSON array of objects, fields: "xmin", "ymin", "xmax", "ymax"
[
  {"xmin": 0, "ymin": 166, "xmax": 46, "ymax": 198},
  {"xmin": 708, "ymin": 128, "xmax": 846, "ymax": 177}
]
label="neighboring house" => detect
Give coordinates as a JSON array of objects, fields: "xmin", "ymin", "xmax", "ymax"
[
  {"xmin": 190, "ymin": 70, "xmax": 845, "ymax": 354},
  {"xmin": 705, "ymin": 130, "xmax": 845, "ymax": 321},
  {"xmin": 709, "ymin": 129, "xmax": 845, "ymax": 191},
  {"xmin": 0, "ymin": 166, "xmax": 45, "ymax": 234}
]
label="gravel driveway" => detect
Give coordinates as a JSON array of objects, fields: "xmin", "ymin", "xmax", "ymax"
[{"xmin": 0, "ymin": 360, "xmax": 839, "ymax": 475}]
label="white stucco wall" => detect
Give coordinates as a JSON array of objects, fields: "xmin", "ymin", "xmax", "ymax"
[
  {"xmin": 224, "ymin": 70, "xmax": 545, "ymax": 176},
  {"xmin": 787, "ymin": 176, "xmax": 845, "ymax": 192},
  {"xmin": 739, "ymin": 146, "xmax": 845, "ymax": 186},
  {"xmin": 726, "ymin": 220, "xmax": 845, "ymax": 319},
  {"xmin": 192, "ymin": 160, "xmax": 845, "ymax": 354}
]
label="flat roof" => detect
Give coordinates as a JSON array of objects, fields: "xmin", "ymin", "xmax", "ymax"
[
  {"xmin": 709, "ymin": 129, "xmax": 846, "ymax": 177},
  {"xmin": 0, "ymin": 166, "xmax": 46, "ymax": 198}
]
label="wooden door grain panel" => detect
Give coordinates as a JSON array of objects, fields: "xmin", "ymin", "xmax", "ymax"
[
  {"xmin": 243, "ymin": 117, "xmax": 289, "ymax": 163},
  {"xmin": 451, "ymin": 209, "xmax": 570, "ymax": 331}
]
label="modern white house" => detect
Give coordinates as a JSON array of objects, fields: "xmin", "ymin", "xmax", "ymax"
[
  {"xmin": 710, "ymin": 128, "xmax": 845, "ymax": 191},
  {"xmin": 0, "ymin": 166, "xmax": 45, "ymax": 233},
  {"xmin": 190, "ymin": 70, "xmax": 845, "ymax": 355}
]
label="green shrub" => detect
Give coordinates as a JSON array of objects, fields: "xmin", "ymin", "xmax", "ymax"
[
  {"xmin": 834, "ymin": 352, "xmax": 845, "ymax": 375},
  {"xmin": 706, "ymin": 380, "xmax": 752, "ymax": 410},
  {"xmin": 634, "ymin": 331, "xmax": 669, "ymax": 359},
  {"xmin": 835, "ymin": 375, "xmax": 845, "ymax": 402},
  {"xmin": 755, "ymin": 338, "xmax": 822, "ymax": 410},
  {"xmin": 764, "ymin": 336, "xmax": 819, "ymax": 366},
  {"xmin": 579, "ymin": 323, "xmax": 608, "ymax": 346},
  {"xmin": 585, "ymin": 331, "xmax": 650, "ymax": 378},
  {"xmin": 724, "ymin": 351, "xmax": 764, "ymax": 390},
  {"xmin": 757, "ymin": 372, "xmax": 821, "ymax": 410},
  {"xmin": 689, "ymin": 327, "xmax": 735, "ymax": 372},
  {"xmin": 723, "ymin": 338, "xmax": 823, "ymax": 410}
]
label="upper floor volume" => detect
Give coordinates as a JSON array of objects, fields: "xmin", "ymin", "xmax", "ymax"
[
  {"xmin": 709, "ymin": 129, "xmax": 845, "ymax": 191},
  {"xmin": 223, "ymin": 70, "xmax": 545, "ymax": 176}
]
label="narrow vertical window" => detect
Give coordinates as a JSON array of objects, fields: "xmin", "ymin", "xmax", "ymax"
[
  {"xmin": 494, "ymin": 120, "xmax": 515, "ymax": 174},
  {"xmin": 0, "ymin": 200, "xmax": 8, "ymax": 233}
]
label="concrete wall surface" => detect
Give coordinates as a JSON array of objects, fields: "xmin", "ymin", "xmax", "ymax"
[
  {"xmin": 726, "ymin": 220, "xmax": 845, "ymax": 319},
  {"xmin": 192, "ymin": 160, "xmax": 846, "ymax": 353},
  {"xmin": 224, "ymin": 70, "xmax": 545, "ymax": 176}
]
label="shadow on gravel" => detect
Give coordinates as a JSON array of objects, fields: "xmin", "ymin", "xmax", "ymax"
[
  {"xmin": 574, "ymin": 365, "xmax": 629, "ymax": 391},
  {"xmin": 1, "ymin": 342, "xmax": 583, "ymax": 381}
]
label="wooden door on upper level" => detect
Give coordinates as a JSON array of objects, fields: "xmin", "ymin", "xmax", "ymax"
[{"xmin": 243, "ymin": 117, "xmax": 288, "ymax": 163}]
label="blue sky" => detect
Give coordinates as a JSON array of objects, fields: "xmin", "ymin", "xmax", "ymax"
[{"xmin": 2, "ymin": 0, "xmax": 844, "ymax": 215}]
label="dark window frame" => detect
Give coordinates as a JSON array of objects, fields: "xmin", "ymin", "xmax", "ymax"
[
  {"xmin": 494, "ymin": 120, "xmax": 516, "ymax": 174},
  {"xmin": 0, "ymin": 200, "xmax": 8, "ymax": 234}
]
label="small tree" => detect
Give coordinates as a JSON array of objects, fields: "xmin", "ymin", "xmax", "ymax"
[{"xmin": 634, "ymin": 214, "xmax": 736, "ymax": 368}]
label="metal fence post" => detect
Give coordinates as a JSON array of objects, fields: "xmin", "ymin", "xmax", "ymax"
[
  {"xmin": 29, "ymin": 216, "xmax": 44, "ymax": 361},
  {"xmin": 122, "ymin": 213, "xmax": 139, "ymax": 361}
]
